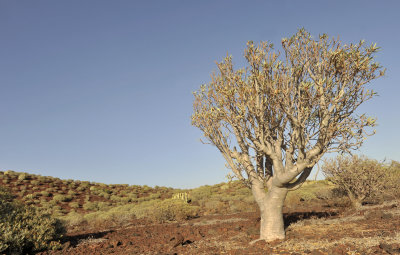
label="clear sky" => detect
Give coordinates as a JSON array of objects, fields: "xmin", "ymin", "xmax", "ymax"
[{"xmin": 1, "ymin": 1, "xmax": 399, "ymax": 188}]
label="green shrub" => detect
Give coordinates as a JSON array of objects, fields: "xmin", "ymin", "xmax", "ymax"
[
  {"xmin": 69, "ymin": 202, "xmax": 80, "ymax": 209},
  {"xmin": 151, "ymin": 199, "xmax": 199, "ymax": 222},
  {"xmin": 190, "ymin": 185, "xmax": 213, "ymax": 201},
  {"xmin": 41, "ymin": 191, "xmax": 52, "ymax": 197},
  {"xmin": 129, "ymin": 193, "xmax": 138, "ymax": 199},
  {"xmin": 228, "ymin": 200, "xmax": 253, "ymax": 213},
  {"xmin": 76, "ymin": 186, "xmax": 86, "ymax": 192},
  {"xmin": 131, "ymin": 199, "xmax": 199, "ymax": 223},
  {"xmin": 37, "ymin": 176, "xmax": 47, "ymax": 182},
  {"xmin": 53, "ymin": 194, "xmax": 72, "ymax": 203},
  {"xmin": 31, "ymin": 180, "xmax": 40, "ymax": 186},
  {"xmin": 98, "ymin": 192, "xmax": 111, "ymax": 199},
  {"xmin": 25, "ymin": 194, "xmax": 35, "ymax": 200},
  {"xmin": 18, "ymin": 173, "xmax": 29, "ymax": 181},
  {"xmin": 97, "ymin": 202, "xmax": 111, "ymax": 211},
  {"xmin": 148, "ymin": 192, "xmax": 161, "ymax": 200},
  {"xmin": 4, "ymin": 170, "xmax": 16, "ymax": 176},
  {"xmin": 0, "ymin": 187, "xmax": 13, "ymax": 201},
  {"xmin": 80, "ymin": 182, "xmax": 90, "ymax": 188},
  {"xmin": 46, "ymin": 187, "xmax": 55, "ymax": 193},
  {"xmin": 203, "ymin": 200, "xmax": 226, "ymax": 214},
  {"xmin": 89, "ymin": 186, "xmax": 98, "ymax": 192},
  {"xmin": 62, "ymin": 211, "xmax": 86, "ymax": 228},
  {"xmin": 111, "ymin": 196, "xmax": 132, "ymax": 204},
  {"xmin": 0, "ymin": 186, "xmax": 65, "ymax": 253},
  {"xmin": 67, "ymin": 190, "xmax": 77, "ymax": 196},
  {"xmin": 83, "ymin": 201, "xmax": 98, "ymax": 211}
]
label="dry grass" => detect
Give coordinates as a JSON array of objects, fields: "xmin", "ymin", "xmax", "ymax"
[
  {"xmin": 191, "ymin": 217, "xmax": 248, "ymax": 226},
  {"xmin": 277, "ymin": 231, "xmax": 400, "ymax": 252},
  {"xmin": 283, "ymin": 200, "xmax": 400, "ymax": 253}
]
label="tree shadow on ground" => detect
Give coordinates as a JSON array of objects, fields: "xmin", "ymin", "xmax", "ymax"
[
  {"xmin": 283, "ymin": 211, "xmax": 338, "ymax": 229},
  {"xmin": 62, "ymin": 230, "xmax": 114, "ymax": 247}
]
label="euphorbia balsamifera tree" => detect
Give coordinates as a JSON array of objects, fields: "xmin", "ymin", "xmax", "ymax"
[{"xmin": 191, "ymin": 29, "xmax": 385, "ymax": 242}]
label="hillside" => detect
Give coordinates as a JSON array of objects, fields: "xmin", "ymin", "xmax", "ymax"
[{"xmin": 1, "ymin": 170, "xmax": 399, "ymax": 254}]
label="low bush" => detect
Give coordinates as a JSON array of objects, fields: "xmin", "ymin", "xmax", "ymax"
[
  {"xmin": 82, "ymin": 198, "xmax": 200, "ymax": 225},
  {"xmin": 83, "ymin": 201, "xmax": 98, "ymax": 211},
  {"xmin": 151, "ymin": 199, "xmax": 199, "ymax": 222},
  {"xmin": 203, "ymin": 200, "xmax": 226, "ymax": 214},
  {"xmin": 322, "ymin": 155, "xmax": 388, "ymax": 208},
  {"xmin": 228, "ymin": 200, "xmax": 254, "ymax": 213},
  {"xmin": 30, "ymin": 180, "xmax": 40, "ymax": 186},
  {"xmin": 53, "ymin": 194, "xmax": 72, "ymax": 203},
  {"xmin": 69, "ymin": 202, "xmax": 80, "ymax": 209},
  {"xmin": 41, "ymin": 191, "xmax": 52, "ymax": 197},
  {"xmin": 18, "ymin": 173, "xmax": 29, "ymax": 181},
  {"xmin": 67, "ymin": 190, "xmax": 77, "ymax": 196},
  {"xmin": 25, "ymin": 194, "xmax": 35, "ymax": 200},
  {"xmin": 0, "ymin": 186, "xmax": 65, "ymax": 254},
  {"xmin": 62, "ymin": 211, "xmax": 87, "ymax": 228},
  {"xmin": 383, "ymin": 160, "xmax": 400, "ymax": 198},
  {"xmin": 76, "ymin": 186, "xmax": 86, "ymax": 192}
]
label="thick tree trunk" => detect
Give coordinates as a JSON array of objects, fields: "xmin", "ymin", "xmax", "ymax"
[{"xmin": 251, "ymin": 181, "xmax": 288, "ymax": 242}]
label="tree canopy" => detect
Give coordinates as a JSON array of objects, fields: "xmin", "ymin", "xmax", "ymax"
[{"xmin": 192, "ymin": 29, "xmax": 385, "ymax": 189}]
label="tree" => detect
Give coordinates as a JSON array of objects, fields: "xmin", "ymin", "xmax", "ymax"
[
  {"xmin": 322, "ymin": 155, "xmax": 386, "ymax": 208},
  {"xmin": 191, "ymin": 29, "xmax": 385, "ymax": 242}
]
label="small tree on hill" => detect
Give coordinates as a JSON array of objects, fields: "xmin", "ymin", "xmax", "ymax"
[
  {"xmin": 322, "ymin": 155, "xmax": 386, "ymax": 208},
  {"xmin": 191, "ymin": 29, "xmax": 384, "ymax": 242}
]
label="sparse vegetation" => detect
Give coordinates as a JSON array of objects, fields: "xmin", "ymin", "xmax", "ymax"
[
  {"xmin": 0, "ymin": 167, "xmax": 398, "ymax": 254},
  {"xmin": 322, "ymin": 155, "xmax": 389, "ymax": 208},
  {"xmin": 0, "ymin": 186, "xmax": 65, "ymax": 254}
]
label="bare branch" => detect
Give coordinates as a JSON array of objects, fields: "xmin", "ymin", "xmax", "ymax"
[{"xmin": 192, "ymin": 29, "xmax": 384, "ymax": 188}]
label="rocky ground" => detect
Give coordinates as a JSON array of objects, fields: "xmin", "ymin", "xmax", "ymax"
[{"xmin": 38, "ymin": 201, "xmax": 400, "ymax": 255}]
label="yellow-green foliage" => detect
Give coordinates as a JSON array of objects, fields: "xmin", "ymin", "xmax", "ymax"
[
  {"xmin": 285, "ymin": 180, "xmax": 335, "ymax": 206},
  {"xmin": 130, "ymin": 199, "xmax": 199, "ymax": 222},
  {"xmin": 82, "ymin": 201, "xmax": 110, "ymax": 211},
  {"xmin": 62, "ymin": 211, "xmax": 87, "ymax": 228},
  {"xmin": 75, "ymin": 198, "xmax": 199, "ymax": 227},
  {"xmin": 187, "ymin": 181, "xmax": 255, "ymax": 214},
  {"xmin": 31, "ymin": 180, "xmax": 40, "ymax": 186},
  {"xmin": 190, "ymin": 185, "xmax": 213, "ymax": 202},
  {"xmin": 0, "ymin": 187, "xmax": 65, "ymax": 254},
  {"xmin": 151, "ymin": 199, "xmax": 198, "ymax": 222},
  {"xmin": 52, "ymin": 194, "xmax": 72, "ymax": 203},
  {"xmin": 83, "ymin": 201, "xmax": 99, "ymax": 211},
  {"xmin": 41, "ymin": 190, "xmax": 51, "ymax": 197},
  {"xmin": 18, "ymin": 173, "xmax": 29, "ymax": 181},
  {"xmin": 69, "ymin": 202, "xmax": 80, "ymax": 209}
]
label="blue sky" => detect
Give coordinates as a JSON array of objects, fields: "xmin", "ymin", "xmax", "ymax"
[{"xmin": 1, "ymin": 1, "xmax": 399, "ymax": 188}]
